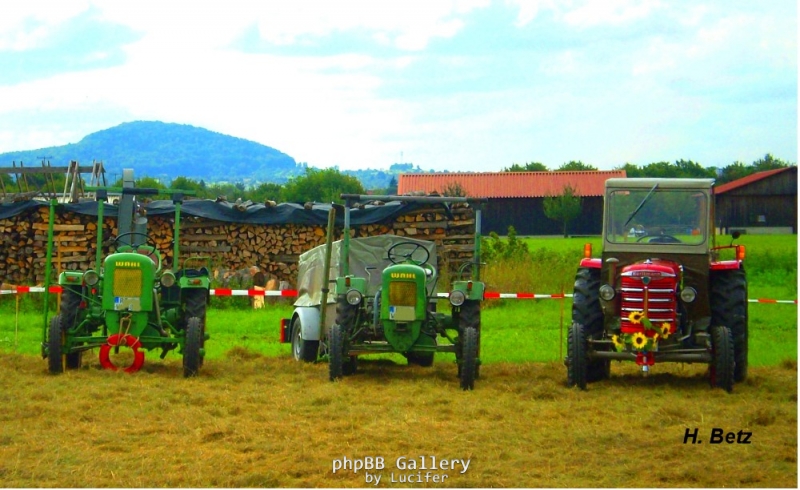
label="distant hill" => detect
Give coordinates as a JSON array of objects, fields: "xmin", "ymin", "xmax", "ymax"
[
  {"xmin": 0, "ymin": 121, "xmax": 439, "ymax": 189},
  {"xmin": 0, "ymin": 121, "xmax": 301, "ymax": 183}
]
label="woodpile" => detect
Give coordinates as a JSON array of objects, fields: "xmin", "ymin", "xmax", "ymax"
[{"xmin": 0, "ymin": 202, "xmax": 476, "ymax": 287}]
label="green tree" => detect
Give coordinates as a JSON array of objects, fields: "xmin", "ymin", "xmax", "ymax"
[
  {"xmin": 281, "ymin": 168, "xmax": 365, "ymax": 203},
  {"xmin": 482, "ymin": 226, "xmax": 529, "ymax": 262},
  {"xmin": 135, "ymin": 176, "xmax": 167, "ymax": 189},
  {"xmin": 170, "ymin": 176, "xmax": 205, "ymax": 194},
  {"xmin": 250, "ymin": 182, "xmax": 283, "ymax": 202},
  {"xmin": 543, "ymin": 183, "xmax": 582, "ymax": 237},
  {"xmin": 504, "ymin": 162, "xmax": 549, "ymax": 172},
  {"xmin": 717, "ymin": 161, "xmax": 751, "ymax": 185},
  {"xmin": 557, "ymin": 160, "xmax": 597, "ymax": 171},
  {"xmin": 386, "ymin": 176, "xmax": 398, "ymax": 195},
  {"xmin": 752, "ymin": 153, "xmax": 789, "ymax": 172}
]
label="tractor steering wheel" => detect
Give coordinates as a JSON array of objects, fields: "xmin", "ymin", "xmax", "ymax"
[
  {"xmin": 637, "ymin": 234, "xmax": 682, "ymax": 244},
  {"xmin": 113, "ymin": 232, "xmax": 159, "ymax": 262},
  {"xmin": 387, "ymin": 242, "xmax": 430, "ymax": 266}
]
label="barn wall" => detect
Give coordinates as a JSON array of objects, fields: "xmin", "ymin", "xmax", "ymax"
[
  {"xmin": 482, "ymin": 197, "xmax": 603, "ymax": 236},
  {"xmin": 715, "ymin": 168, "xmax": 798, "ymax": 232}
]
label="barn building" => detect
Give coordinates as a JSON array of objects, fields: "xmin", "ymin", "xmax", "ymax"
[
  {"xmin": 398, "ymin": 170, "xmax": 626, "ymax": 236},
  {"xmin": 714, "ymin": 166, "xmax": 797, "ymax": 234}
]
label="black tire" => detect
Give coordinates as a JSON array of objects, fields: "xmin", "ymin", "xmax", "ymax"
[
  {"xmin": 710, "ymin": 325, "xmax": 734, "ymax": 393},
  {"xmin": 406, "ymin": 351, "xmax": 435, "ymax": 367},
  {"xmin": 571, "ymin": 268, "xmax": 608, "ymax": 382},
  {"xmin": 710, "ymin": 269, "xmax": 748, "ymax": 382},
  {"xmin": 567, "ymin": 323, "xmax": 588, "ymax": 389},
  {"xmin": 183, "ymin": 317, "xmax": 202, "ymax": 378},
  {"xmin": 344, "ymin": 355, "xmax": 358, "ymax": 375},
  {"xmin": 335, "ymin": 296, "xmax": 357, "ymax": 376},
  {"xmin": 458, "ymin": 300, "xmax": 481, "ymax": 378},
  {"xmin": 459, "ymin": 326, "xmax": 478, "ymax": 390},
  {"xmin": 184, "ymin": 290, "xmax": 207, "ymax": 367},
  {"xmin": 59, "ymin": 287, "xmax": 83, "ymax": 369},
  {"xmin": 329, "ymin": 323, "xmax": 345, "ymax": 381},
  {"xmin": 47, "ymin": 315, "xmax": 64, "ymax": 374},
  {"xmin": 291, "ymin": 319, "xmax": 319, "ymax": 362}
]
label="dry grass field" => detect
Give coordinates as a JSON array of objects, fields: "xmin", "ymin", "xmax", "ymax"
[{"xmin": 0, "ymin": 350, "xmax": 795, "ymax": 488}]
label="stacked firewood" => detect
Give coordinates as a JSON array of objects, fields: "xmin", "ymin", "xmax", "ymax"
[{"xmin": 0, "ymin": 202, "xmax": 476, "ymax": 287}]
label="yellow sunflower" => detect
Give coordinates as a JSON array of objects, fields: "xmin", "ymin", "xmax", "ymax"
[
  {"xmin": 660, "ymin": 323, "xmax": 671, "ymax": 338},
  {"xmin": 631, "ymin": 332, "xmax": 648, "ymax": 350},
  {"xmin": 628, "ymin": 311, "xmax": 644, "ymax": 325},
  {"xmin": 612, "ymin": 335, "xmax": 626, "ymax": 350}
]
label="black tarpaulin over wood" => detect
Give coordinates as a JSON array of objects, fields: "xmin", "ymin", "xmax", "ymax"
[{"xmin": 0, "ymin": 199, "xmax": 441, "ymax": 225}]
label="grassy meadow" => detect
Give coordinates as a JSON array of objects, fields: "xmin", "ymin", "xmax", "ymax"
[{"xmin": 0, "ymin": 233, "xmax": 796, "ymax": 487}]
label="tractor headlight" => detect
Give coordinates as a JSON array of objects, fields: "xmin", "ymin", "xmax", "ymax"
[
  {"xmin": 160, "ymin": 270, "xmax": 176, "ymax": 288},
  {"xmin": 449, "ymin": 290, "xmax": 466, "ymax": 307},
  {"xmin": 345, "ymin": 289, "xmax": 363, "ymax": 306},
  {"xmin": 599, "ymin": 284, "xmax": 616, "ymax": 301},
  {"xmin": 680, "ymin": 287, "xmax": 697, "ymax": 303},
  {"xmin": 83, "ymin": 270, "xmax": 100, "ymax": 286}
]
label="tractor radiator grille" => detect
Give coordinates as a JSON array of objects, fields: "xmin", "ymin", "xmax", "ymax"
[
  {"xmin": 620, "ymin": 274, "xmax": 677, "ymax": 333},
  {"xmin": 113, "ymin": 268, "xmax": 142, "ymax": 297},
  {"xmin": 389, "ymin": 281, "xmax": 417, "ymax": 307}
]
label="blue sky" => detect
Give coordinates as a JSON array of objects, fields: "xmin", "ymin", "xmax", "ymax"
[{"xmin": 0, "ymin": 0, "xmax": 795, "ymax": 172}]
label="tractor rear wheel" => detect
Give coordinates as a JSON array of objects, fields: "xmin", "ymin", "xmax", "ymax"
[
  {"xmin": 710, "ymin": 325, "xmax": 734, "ymax": 393},
  {"xmin": 567, "ymin": 323, "xmax": 588, "ymax": 389},
  {"xmin": 47, "ymin": 316, "xmax": 64, "ymax": 374},
  {"xmin": 571, "ymin": 268, "xmax": 608, "ymax": 382},
  {"xmin": 329, "ymin": 323, "xmax": 345, "ymax": 381},
  {"xmin": 711, "ymin": 269, "xmax": 748, "ymax": 382},
  {"xmin": 291, "ymin": 317, "xmax": 319, "ymax": 362},
  {"xmin": 459, "ymin": 326, "xmax": 478, "ymax": 390},
  {"xmin": 183, "ymin": 317, "xmax": 202, "ymax": 378},
  {"xmin": 406, "ymin": 352, "xmax": 435, "ymax": 367}
]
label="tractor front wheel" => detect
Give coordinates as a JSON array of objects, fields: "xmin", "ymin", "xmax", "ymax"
[
  {"xmin": 710, "ymin": 325, "xmax": 734, "ymax": 393},
  {"xmin": 459, "ymin": 326, "xmax": 478, "ymax": 390},
  {"xmin": 183, "ymin": 317, "xmax": 203, "ymax": 378},
  {"xmin": 329, "ymin": 323, "xmax": 345, "ymax": 381},
  {"xmin": 567, "ymin": 323, "xmax": 588, "ymax": 389}
]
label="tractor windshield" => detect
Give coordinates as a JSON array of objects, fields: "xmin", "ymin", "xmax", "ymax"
[{"xmin": 606, "ymin": 188, "xmax": 708, "ymax": 245}]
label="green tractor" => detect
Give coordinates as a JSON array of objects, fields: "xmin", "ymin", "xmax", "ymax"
[
  {"xmin": 43, "ymin": 170, "xmax": 211, "ymax": 376},
  {"xmin": 281, "ymin": 194, "xmax": 487, "ymax": 390}
]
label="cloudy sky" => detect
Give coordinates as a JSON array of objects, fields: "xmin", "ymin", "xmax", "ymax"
[{"xmin": 0, "ymin": 0, "xmax": 795, "ymax": 172}]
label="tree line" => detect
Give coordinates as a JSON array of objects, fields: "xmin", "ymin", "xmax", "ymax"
[{"xmin": 503, "ymin": 153, "xmax": 793, "ymax": 185}]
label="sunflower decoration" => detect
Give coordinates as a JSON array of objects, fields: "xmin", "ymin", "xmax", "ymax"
[
  {"xmin": 631, "ymin": 332, "xmax": 649, "ymax": 350},
  {"xmin": 612, "ymin": 334, "xmax": 626, "ymax": 351},
  {"xmin": 659, "ymin": 322, "xmax": 671, "ymax": 339},
  {"xmin": 628, "ymin": 311, "xmax": 644, "ymax": 325}
]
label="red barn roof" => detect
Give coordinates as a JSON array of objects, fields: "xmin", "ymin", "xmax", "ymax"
[
  {"xmin": 398, "ymin": 170, "xmax": 627, "ymax": 198},
  {"xmin": 715, "ymin": 167, "xmax": 796, "ymax": 194}
]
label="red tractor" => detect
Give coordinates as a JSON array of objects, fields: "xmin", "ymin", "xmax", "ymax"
[{"xmin": 566, "ymin": 178, "xmax": 747, "ymax": 392}]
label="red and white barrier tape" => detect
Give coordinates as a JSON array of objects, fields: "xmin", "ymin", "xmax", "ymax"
[{"xmin": 2, "ymin": 286, "xmax": 797, "ymax": 304}]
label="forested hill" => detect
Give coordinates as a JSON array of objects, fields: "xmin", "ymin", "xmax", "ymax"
[{"xmin": 0, "ymin": 121, "xmax": 301, "ymax": 183}]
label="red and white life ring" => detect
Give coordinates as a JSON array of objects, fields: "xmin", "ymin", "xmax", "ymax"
[{"xmin": 98, "ymin": 333, "xmax": 145, "ymax": 373}]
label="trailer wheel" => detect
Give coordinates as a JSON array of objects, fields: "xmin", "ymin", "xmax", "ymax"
[
  {"xmin": 711, "ymin": 269, "xmax": 748, "ymax": 382},
  {"xmin": 710, "ymin": 325, "xmax": 734, "ymax": 393},
  {"xmin": 47, "ymin": 316, "xmax": 64, "ymax": 374},
  {"xmin": 292, "ymin": 318, "xmax": 319, "ymax": 362},
  {"xmin": 572, "ymin": 268, "xmax": 608, "ymax": 382},
  {"xmin": 567, "ymin": 323, "xmax": 588, "ymax": 389},
  {"xmin": 459, "ymin": 326, "xmax": 478, "ymax": 390},
  {"xmin": 183, "ymin": 317, "xmax": 202, "ymax": 378},
  {"xmin": 329, "ymin": 323, "xmax": 345, "ymax": 381}
]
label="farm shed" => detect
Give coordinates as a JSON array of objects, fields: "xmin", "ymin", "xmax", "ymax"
[
  {"xmin": 714, "ymin": 166, "xmax": 797, "ymax": 234},
  {"xmin": 398, "ymin": 170, "xmax": 626, "ymax": 236}
]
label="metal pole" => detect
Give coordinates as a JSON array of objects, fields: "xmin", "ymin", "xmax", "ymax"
[
  {"xmin": 42, "ymin": 199, "xmax": 56, "ymax": 350},
  {"xmin": 319, "ymin": 207, "xmax": 336, "ymax": 337}
]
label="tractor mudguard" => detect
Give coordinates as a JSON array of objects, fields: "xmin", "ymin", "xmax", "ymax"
[
  {"xmin": 294, "ymin": 307, "xmax": 321, "ymax": 341},
  {"xmin": 452, "ymin": 280, "xmax": 485, "ymax": 301},
  {"xmin": 179, "ymin": 275, "xmax": 210, "ymax": 289},
  {"xmin": 58, "ymin": 270, "xmax": 84, "ymax": 285}
]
